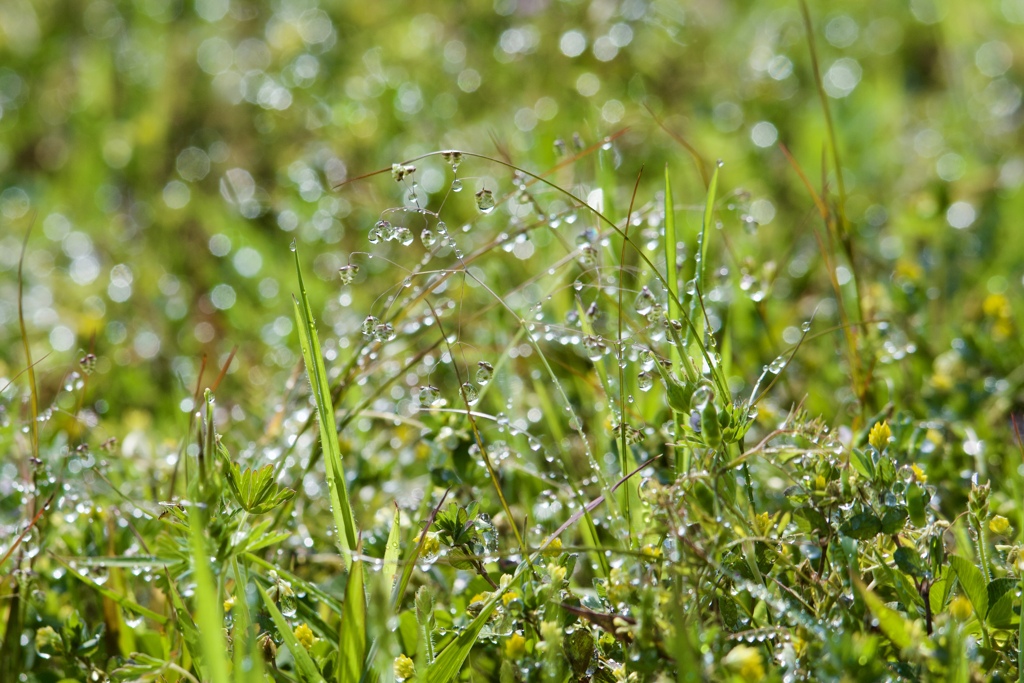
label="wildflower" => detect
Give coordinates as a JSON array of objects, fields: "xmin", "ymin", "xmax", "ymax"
[
  {"xmin": 505, "ymin": 632, "xmax": 526, "ymax": 659},
  {"xmin": 547, "ymin": 562, "xmax": 567, "ymax": 584},
  {"xmin": 723, "ymin": 644, "xmax": 765, "ymax": 681},
  {"xmin": 541, "ymin": 537, "xmax": 563, "ymax": 557},
  {"xmin": 501, "ymin": 589, "xmax": 520, "ymax": 606},
  {"xmin": 869, "ymin": 421, "xmax": 891, "ymax": 451},
  {"xmin": 641, "ymin": 544, "xmax": 663, "ymax": 559},
  {"xmin": 469, "ymin": 592, "xmax": 489, "ymax": 605},
  {"xmin": 223, "ymin": 595, "xmax": 236, "ymax": 612},
  {"xmin": 293, "ymin": 623, "xmax": 316, "ymax": 649},
  {"xmin": 754, "ymin": 512, "xmax": 772, "ymax": 536},
  {"xmin": 911, "ymin": 463, "xmax": 927, "ymax": 483},
  {"xmin": 417, "ymin": 531, "xmax": 440, "ymax": 557},
  {"xmin": 949, "ymin": 595, "xmax": 973, "ymax": 622},
  {"xmin": 394, "ymin": 653, "xmax": 415, "ymax": 680},
  {"xmin": 989, "ymin": 515, "xmax": 1011, "ymax": 535}
]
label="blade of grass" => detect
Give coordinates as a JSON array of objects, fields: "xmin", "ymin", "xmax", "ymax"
[
  {"xmin": 339, "ymin": 556, "xmax": 368, "ymax": 683},
  {"xmin": 188, "ymin": 504, "xmax": 230, "ymax": 683},
  {"xmin": 382, "ymin": 505, "xmax": 402, "ymax": 590},
  {"xmin": 55, "ymin": 557, "xmax": 169, "ymax": 625},
  {"xmin": 293, "ymin": 248, "xmax": 359, "ymax": 560}
]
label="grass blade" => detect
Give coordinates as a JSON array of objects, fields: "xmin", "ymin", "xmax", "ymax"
[
  {"xmin": 339, "ymin": 556, "xmax": 368, "ymax": 683},
  {"xmin": 188, "ymin": 505, "xmax": 230, "ymax": 683},
  {"xmin": 382, "ymin": 506, "xmax": 402, "ymax": 590},
  {"xmin": 292, "ymin": 248, "xmax": 359, "ymax": 559}
]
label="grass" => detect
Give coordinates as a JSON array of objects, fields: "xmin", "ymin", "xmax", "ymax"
[{"xmin": 3, "ymin": 1, "xmax": 1024, "ymax": 681}]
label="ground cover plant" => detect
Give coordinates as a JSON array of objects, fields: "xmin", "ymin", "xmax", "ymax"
[{"xmin": 3, "ymin": 0, "xmax": 1024, "ymax": 681}]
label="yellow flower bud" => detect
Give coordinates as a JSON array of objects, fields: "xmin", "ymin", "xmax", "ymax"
[
  {"xmin": 949, "ymin": 595, "xmax": 973, "ymax": 622},
  {"xmin": 394, "ymin": 653, "xmax": 415, "ymax": 680},
  {"xmin": 989, "ymin": 515, "xmax": 1011, "ymax": 535},
  {"xmin": 869, "ymin": 421, "xmax": 891, "ymax": 451},
  {"xmin": 293, "ymin": 623, "xmax": 316, "ymax": 649},
  {"xmin": 505, "ymin": 632, "xmax": 526, "ymax": 659}
]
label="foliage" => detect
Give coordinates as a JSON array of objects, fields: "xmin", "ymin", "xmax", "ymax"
[{"xmin": 3, "ymin": 0, "xmax": 1024, "ymax": 682}]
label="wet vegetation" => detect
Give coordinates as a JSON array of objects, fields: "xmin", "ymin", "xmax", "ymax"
[{"xmin": 3, "ymin": 0, "xmax": 1024, "ymax": 681}]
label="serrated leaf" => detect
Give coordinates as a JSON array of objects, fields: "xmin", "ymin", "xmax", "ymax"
[
  {"xmin": 840, "ymin": 512, "xmax": 882, "ymax": 540},
  {"xmin": 258, "ymin": 583, "xmax": 326, "ymax": 683},
  {"xmin": 949, "ymin": 554, "xmax": 988, "ymax": 619}
]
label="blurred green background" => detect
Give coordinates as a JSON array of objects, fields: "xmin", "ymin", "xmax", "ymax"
[{"xmin": 2, "ymin": 0, "xmax": 1023, "ymax": 438}]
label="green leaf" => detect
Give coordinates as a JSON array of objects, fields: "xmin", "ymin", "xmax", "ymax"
[
  {"xmin": 949, "ymin": 554, "xmax": 988, "ymax": 619},
  {"xmin": 880, "ymin": 506, "xmax": 908, "ymax": 534},
  {"xmin": 986, "ymin": 577, "xmax": 1018, "ymax": 627},
  {"xmin": 893, "ymin": 547, "xmax": 926, "ymax": 579},
  {"xmin": 564, "ymin": 629, "xmax": 595, "ymax": 677},
  {"xmin": 856, "ymin": 580, "xmax": 912, "ymax": 650},
  {"xmin": 840, "ymin": 512, "xmax": 882, "ymax": 540},
  {"xmin": 850, "ymin": 448, "xmax": 875, "ymax": 479},
  {"xmin": 258, "ymin": 582, "xmax": 326, "ymax": 683},
  {"xmin": 293, "ymin": 249, "xmax": 359, "ymax": 560}
]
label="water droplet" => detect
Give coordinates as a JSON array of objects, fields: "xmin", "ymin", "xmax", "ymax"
[
  {"xmin": 573, "ymin": 280, "xmax": 583, "ymax": 291},
  {"xmin": 461, "ymin": 382, "xmax": 479, "ymax": 405},
  {"xmin": 442, "ymin": 150, "xmax": 462, "ymax": 172},
  {"xmin": 578, "ymin": 244, "xmax": 598, "ymax": 267},
  {"xmin": 418, "ymin": 385, "xmax": 441, "ymax": 408},
  {"xmin": 421, "ymin": 228, "xmax": 437, "ymax": 247},
  {"xmin": 451, "ymin": 178, "xmax": 463, "ymax": 192},
  {"xmin": 395, "ymin": 226, "xmax": 414, "ymax": 246},
  {"xmin": 475, "ymin": 188, "xmax": 496, "ymax": 213},
  {"xmin": 289, "ymin": 239, "xmax": 297, "ymax": 252},
  {"xmin": 767, "ymin": 356, "xmax": 786, "ymax": 374},
  {"xmin": 801, "ymin": 321, "xmax": 811, "ymax": 333},
  {"xmin": 637, "ymin": 370, "xmax": 653, "ymax": 392},
  {"xmin": 362, "ymin": 316, "xmax": 380, "ymax": 336},
  {"xmin": 476, "ymin": 361, "xmax": 494, "ymax": 384},
  {"xmin": 368, "ymin": 225, "xmax": 382, "ymax": 244},
  {"xmin": 634, "ymin": 286, "xmax": 656, "ymax": 316},
  {"xmin": 338, "ymin": 264, "xmax": 360, "ymax": 284}
]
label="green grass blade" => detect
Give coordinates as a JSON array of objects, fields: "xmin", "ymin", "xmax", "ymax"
[
  {"xmin": 293, "ymin": 248, "xmax": 358, "ymax": 559},
  {"xmin": 382, "ymin": 506, "xmax": 402, "ymax": 590},
  {"xmin": 230, "ymin": 557, "xmax": 265, "ymax": 683},
  {"xmin": 258, "ymin": 583, "xmax": 327, "ymax": 683},
  {"xmin": 55, "ymin": 557, "xmax": 169, "ymax": 625},
  {"xmin": 188, "ymin": 505, "xmax": 230, "ymax": 683},
  {"xmin": 339, "ymin": 557, "xmax": 368, "ymax": 683},
  {"xmin": 664, "ymin": 165, "xmax": 680, "ymax": 326}
]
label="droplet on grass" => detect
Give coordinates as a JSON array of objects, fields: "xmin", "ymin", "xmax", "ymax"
[{"xmin": 476, "ymin": 361, "xmax": 494, "ymax": 384}]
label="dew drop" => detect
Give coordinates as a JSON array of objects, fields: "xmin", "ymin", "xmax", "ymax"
[
  {"xmin": 421, "ymin": 228, "xmax": 437, "ymax": 247},
  {"xmin": 475, "ymin": 188, "xmax": 496, "ymax": 213},
  {"xmin": 476, "ymin": 361, "xmax": 494, "ymax": 384}
]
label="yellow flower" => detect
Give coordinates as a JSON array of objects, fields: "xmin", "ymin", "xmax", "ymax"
[
  {"xmin": 949, "ymin": 595, "xmax": 973, "ymax": 622},
  {"xmin": 505, "ymin": 632, "xmax": 526, "ymax": 659},
  {"xmin": 983, "ymin": 293, "xmax": 1011, "ymax": 319},
  {"xmin": 641, "ymin": 543, "xmax": 663, "ymax": 559},
  {"xmin": 814, "ymin": 474, "xmax": 827, "ymax": 491},
  {"xmin": 417, "ymin": 531, "xmax": 440, "ymax": 557},
  {"xmin": 501, "ymin": 589, "xmax": 520, "ymax": 606},
  {"xmin": 911, "ymin": 463, "xmax": 927, "ymax": 483},
  {"xmin": 223, "ymin": 595, "xmax": 236, "ymax": 612},
  {"xmin": 723, "ymin": 644, "xmax": 765, "ymax": 681},
  {"xmin": 541, "ymin": 537, "xmax": 563, "ymax": 557},
  {"xmin": 547, "ymin": 562, "xmax": 567, "ymax": 583},
  {"xmin": 989, "ymin": 515, "xmax": 1011, "ymax": 535},
  {"xmin": 393, "ymin": 653, "xmax": 415, "ymax": 680},
  {"xmin": 869, "ymin": 421, "xmax": 891, "ymax": 451},
  {"xmin": 469, "ymin": 592, "xmax": 489, "ymax": 605},
  {"xmin": 293, "ymin": 623, "xmax": 316, "ymax": 650}
]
